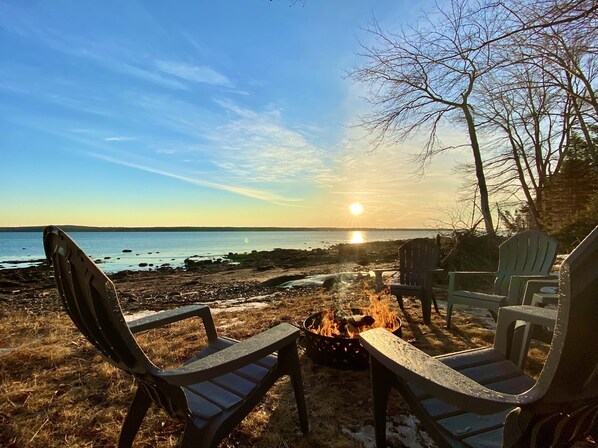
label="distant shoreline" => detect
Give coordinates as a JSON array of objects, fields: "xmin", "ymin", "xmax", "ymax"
[{"xmin": 0, "ymin": 225, "xmax": 446, "ymax": 233}]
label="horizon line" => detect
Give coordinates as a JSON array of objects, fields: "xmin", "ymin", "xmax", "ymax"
[{"xmin": 0, "ymin": 225, "xmax": 448, "ymax": 232}]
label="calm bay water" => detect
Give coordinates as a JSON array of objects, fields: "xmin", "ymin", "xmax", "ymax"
[{"xmin": 0, "ymin": 229, "xmax": 440, "ymax": 273}]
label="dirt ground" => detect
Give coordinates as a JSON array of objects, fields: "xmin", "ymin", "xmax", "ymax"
[{"xmin": 0, "ymin": 243, "xmax": 592, "ymax": 447}]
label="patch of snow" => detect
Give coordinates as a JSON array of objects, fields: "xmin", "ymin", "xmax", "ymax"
[
  {"xmin": 343, "ymin": 414, "xmax": 436, "ymax": 448},
  {"xmin": 435, "ymin": 301, "xmax": 497, "ymax": 330},
  {"xmin": 124, "ymin": 310, "xmax": 161, "ymax": 322},
  {"xmin": 279, "ymin": 271, "xmax": 370, "ymax": 288},
  {"xmin": 211, "ymin": 302, "xmax": 269, "ymax": 313}
]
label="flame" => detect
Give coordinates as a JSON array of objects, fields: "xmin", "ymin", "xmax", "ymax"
[{"xmin": 309, "ymin": 295, "xmax": 400, "ymax": 339}]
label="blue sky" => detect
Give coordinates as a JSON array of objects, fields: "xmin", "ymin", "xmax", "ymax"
[{"xmin": 0, "ymin": 0, "xmax": 468, "ymax": 228}]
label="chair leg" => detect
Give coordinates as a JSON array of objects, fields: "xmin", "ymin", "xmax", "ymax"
[
  {"xmin": 395, "ymin": 295, "xmax": 404, "ymax": 310},
  {"xmin": 280, "ymin": 342, "xmax": 309, "ymax": 434},
  {"xmin": 432, "ymin": 293, "xmax": 440, "ymax": 314},
  {"xmin": 446, "ymin": 302, "xmax": 453, "ymax": 329},
  {"xmin": 118, "ymin": 386, "xmax": 152, "ymax": 448},
  {"xmin": 510, "ymin": 322, "xmax": 531, "ymax": 368},
  {"xmin": 179, "ymin": 419, "xmax": 204, "ymax": 448},
  {"xmin": 421, "ymin": 295, "xmax": 432, "ymax": 325},
  {"xmin": 370, "ymin": 357, "xmax": 392, "ymax": 448}
]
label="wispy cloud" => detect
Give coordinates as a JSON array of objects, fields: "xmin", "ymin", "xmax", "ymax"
[
  {"xmin": 86, "ymin": 151, "xmax": 304, "ymax": 205},
  {"xmin": 0, "ymin": 17, "xmax": 189, "ymax": 91},
  {"xmin": 155, "ymin": 60, "xmax": 233, "ymax": 88},
  {"xmin": 208, "ymin": 99, "xmax": 338, "ymax": 186},
  {"xmin": 104, "ymin": 136, "xmax": 136, "ymax": 142}
]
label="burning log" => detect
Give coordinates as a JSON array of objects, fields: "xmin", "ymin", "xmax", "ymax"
[
  {"xmin": 307, "ymin": 297, "xmax": 400, "ymax": 339},
  {"xmin": 303, "ymin": 297, "xmax": 402, "ymax": 369}
]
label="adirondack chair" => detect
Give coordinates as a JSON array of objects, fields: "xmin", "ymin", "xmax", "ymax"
[
  {"xmin": 387, "ymin": 238, "xmax": 443, "ymax": 324},
  {"xmin": 360, "ymin": 225, "xmax": 598, "ymax": 448},
  {"xmin": 43, "ymin": 226, "xmax": 308, "ymax": 448},
  {"xmin": 446, "ymin": 230, "xmax": 558, "ymax": 328}
]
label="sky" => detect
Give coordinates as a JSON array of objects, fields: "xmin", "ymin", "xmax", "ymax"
[{"xmin": 0, "ymin": 0, "xmax": 470, "ymax": 229}]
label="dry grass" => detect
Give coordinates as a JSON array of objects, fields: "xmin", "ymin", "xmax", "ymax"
[{"xmin": 0, "ymin": 277, "xmax": 551, "ymax": 448}]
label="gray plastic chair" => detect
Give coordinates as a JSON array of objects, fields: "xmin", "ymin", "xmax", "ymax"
[
  {"xmin": 43, "ymin": 226, "xmax": 308, "ymax": 448},
  {"xmin": 446, "ymin": 230, "xmax": 558, "ymax": 328},
  {"xmin": 360, "ymin": 226, "xmax": 598, "ymax": 447}
]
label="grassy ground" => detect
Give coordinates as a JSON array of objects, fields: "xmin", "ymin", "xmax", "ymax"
[{"xmin": 0, "ymin": 277, "xmax": 552, "ymax": 447}]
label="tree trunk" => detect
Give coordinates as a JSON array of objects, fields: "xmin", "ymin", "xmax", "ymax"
[{"xmin": 462, "ymin": 104, "xmax": 496, "ymax": 237}]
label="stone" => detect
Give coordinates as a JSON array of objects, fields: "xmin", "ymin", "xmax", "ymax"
[{"xmin": 261, "ymin": 274, "xmax": 306, "ymax": 287}]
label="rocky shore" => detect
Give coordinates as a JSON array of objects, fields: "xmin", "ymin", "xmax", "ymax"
[{"xmin": 0, "ymin": 240, "xmax": 402, "ymax": 315}]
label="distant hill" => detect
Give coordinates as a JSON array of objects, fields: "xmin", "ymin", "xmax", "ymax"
[{"xmin": 0, "ymin": 225, "xmax": 436, "ymax": 232}]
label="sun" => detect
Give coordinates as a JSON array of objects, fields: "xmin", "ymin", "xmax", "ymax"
[{"xmin": 349, "ymin": 202, "xmax": 364, "ymax": 216}]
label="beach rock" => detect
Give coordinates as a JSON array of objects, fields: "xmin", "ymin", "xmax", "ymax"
[
  {"xmin": 138, "ymin": 263, "xmax": 148, "ymax": 267},
  {"xmin": 184, "ymin": 258, "xmax": 214, "ymax": 270},
  {"xmin": 255, "ymin": 265, "xmax": 275, "ymax": 272},
  {"xmin": 322, "ymin": 277, "xmax": 336, "ymax": 289},
  {"xmin": 261, "ymin": 274, "xmax": 305, "ymax": 287}
]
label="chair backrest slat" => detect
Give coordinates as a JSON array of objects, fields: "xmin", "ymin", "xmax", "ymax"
[
  {"xmin": 494, "ymin": 231, "xmax": 558, "ymax": 296},
  {"xmin": 44, "ymin": 226, "xmax": 152, "ymax": 374},
  {"xmin": 398, "ymin": 238, "xmax": 439, "ymax": 286}
]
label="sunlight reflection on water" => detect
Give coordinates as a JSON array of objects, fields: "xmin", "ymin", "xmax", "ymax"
[{"xmin": 350, "ymin": 231, "xmax": 364, "ymax": 244}]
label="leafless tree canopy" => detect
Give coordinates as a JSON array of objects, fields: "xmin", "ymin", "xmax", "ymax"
[{"xmin": 352, "ymin": 0, "xmax": 597, "ymax": 234}]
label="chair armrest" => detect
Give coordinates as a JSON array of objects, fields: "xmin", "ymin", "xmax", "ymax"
[
  {"xmin": 521, "ymin": 278, "xmax": 559, "ymax": 305},
  {"xmin": 128, "ymin": 305, "xmax": 217, "ymax": 341},
  {"xmin": 448, "ymin": 271, "xmax": 496, "ymax": 293},
  {"xmin": 493, "ymin": 305, "xmax": 557, "ymax": 355},
  {"xmin": 449, "ymin": 271, "xmax": 496, "ymax": 275},
  {"xmin": 359, "ymin": 328, "xmax": 531, "ymax": 415},
  {"xmin": 424, "ymin": 268, "xmax": 445, "ymax": 283},
  {"xmin": 507, "ymin": 275, "xmax": 558, "ymax": 306},
  {"xmin": 158, "ymin": 323, "xmax": 299, "ymax": 386}
]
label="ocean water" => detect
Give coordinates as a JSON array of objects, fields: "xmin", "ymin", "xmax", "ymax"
[{"xmin": 0, "ymin": 229, "xmax": 440, "ymax": 273}]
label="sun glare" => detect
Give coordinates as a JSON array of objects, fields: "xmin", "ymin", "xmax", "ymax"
[
  {"xmin": 350, "ymin": 231, "xmax": 364, "ymax": 244},
  {"xmin": 350, "ymin": 202, "xmax": 363, "ymax": 216}
]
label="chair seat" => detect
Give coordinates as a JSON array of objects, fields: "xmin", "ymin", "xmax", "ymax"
[
  {"xmin": 407, "ymin": 348, "xmax": 535, "ymax": 447},
  {"xmin": 452, "ymin": 290, "xmax": 506, "ymax": 304},
  {"xmin": 183, "ymin": 337, "xmax": 278, "ymax": 423},
  {"xmin": 389, "ymin": 283, "xmax": 423, "ymax": 293}
]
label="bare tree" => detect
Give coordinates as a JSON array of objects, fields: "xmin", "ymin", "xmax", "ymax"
[
  {"xmin": 471, "ymin": 0, "xmax": 597, "ymax": 229},
  {"xmin": 476, "ymin": 60, "xmax": 575, "ymax": 228},
  {"xmin": 352, "ymin": 0, "xmax": 596, "ymax": 235},
  {"xmin": 351, "ymin": 0, "xmax": 510, "ymax": 237}
]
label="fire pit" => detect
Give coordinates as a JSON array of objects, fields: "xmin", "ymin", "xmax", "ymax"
[{"xmin": 303, "ymin": 305, "xmax": 402, "ymax": 370}]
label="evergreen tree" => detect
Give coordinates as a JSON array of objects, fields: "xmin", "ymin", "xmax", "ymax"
[{"xmin": 541, "ymin": 128, "xmax": 598, "ymax": 249}]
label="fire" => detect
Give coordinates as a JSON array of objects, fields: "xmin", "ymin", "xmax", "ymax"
[{"xmin": 308, "ymin": 295, "xmax": 400, "ymax": 339}]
